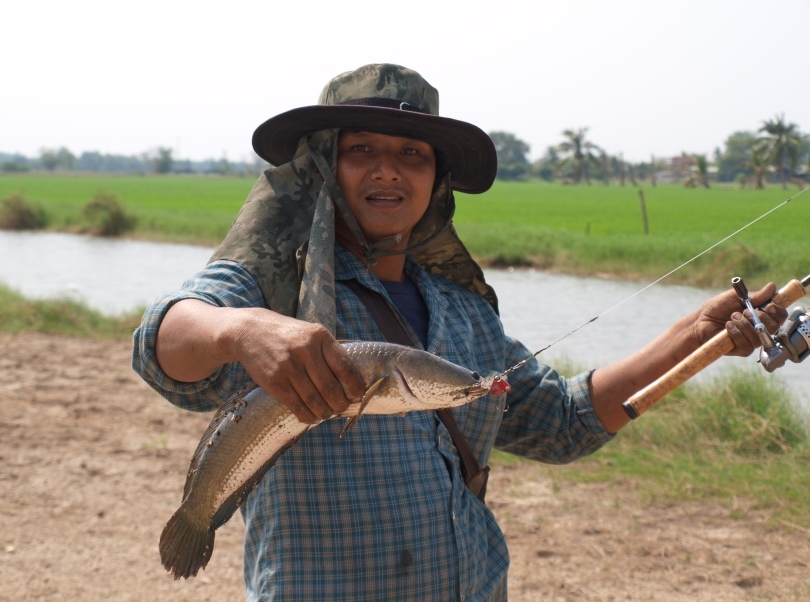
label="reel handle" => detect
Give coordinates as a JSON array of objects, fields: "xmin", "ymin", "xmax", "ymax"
[{"xmin": 622, "ymin": 277, "xmax": 808, "ymax": 419}]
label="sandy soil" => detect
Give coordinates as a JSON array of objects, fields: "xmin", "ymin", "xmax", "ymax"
[{"xmin": 1, "ymin": 333, "xmax": 808, "ymax": 601}]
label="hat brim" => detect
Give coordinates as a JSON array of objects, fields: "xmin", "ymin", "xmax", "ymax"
[{"xmin": 252, "ymin": 105, "xmax": 497, "ymax": 194}]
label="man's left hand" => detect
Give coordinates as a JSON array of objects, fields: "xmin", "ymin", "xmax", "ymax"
[{"xmin": 691, "ymin": 282, "xmax": 788, "ymax": 357}]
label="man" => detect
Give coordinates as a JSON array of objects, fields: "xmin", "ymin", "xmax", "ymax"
[{"xmin": 133, "ymin": 64, "xmax": 785, "ymax": 601}]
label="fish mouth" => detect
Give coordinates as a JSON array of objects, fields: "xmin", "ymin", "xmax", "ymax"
[
  {"xmin": 461, "ymin": 373, "xmax": 490, "ymax": 400},
  {"xmin": 463, "ymin": 384, "xmax": 490, "ymax": 400}
]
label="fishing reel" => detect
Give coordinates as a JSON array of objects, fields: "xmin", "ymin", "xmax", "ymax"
[
  {"xmin": 756, "ymin": 305, "xmax": 810, "ymax": 372},
  {"xmin": 732, "ymin": 277, "xmax": 810, "ymax": 373}
]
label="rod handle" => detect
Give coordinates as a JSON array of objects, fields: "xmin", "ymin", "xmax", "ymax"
[{"xmin": 622, "ymin": 278, "xmax": 807, "ymax": 419}]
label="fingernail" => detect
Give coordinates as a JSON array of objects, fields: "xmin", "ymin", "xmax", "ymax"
[
  {"xmin": 732, "ymin": 312, "xmax": 743, "ymax": 321},
  {"xmin": 767, "ymin": 305, "xmax": 777, "ymax": 315}
]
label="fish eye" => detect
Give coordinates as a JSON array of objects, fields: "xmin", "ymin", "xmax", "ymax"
[{"xmin": 471, "ymin": 371, "xmax": 480, "ymax": 380}]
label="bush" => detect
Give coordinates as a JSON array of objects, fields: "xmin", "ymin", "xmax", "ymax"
[
  {"xmin": 0, "ymin": 193, "xmax": 48, "ymax": 229},
  {"xmin": 81, "ymin": 191, "xmax": 136, "ymax": 236}
]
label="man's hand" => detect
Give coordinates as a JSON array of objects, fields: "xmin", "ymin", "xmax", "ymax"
[
  {"xmin": 156, "ymin": 300, "xmax": 366, "ymax": 424},
  {"xmin": 229, "ymin": 310, "xmax": 366, "ymax": 423},
  {"xmin": 691, "ymin": 282, "xmax": 788, "ymax": 357},
  {"xmin": 590, "ymin": 281, "xmax": 789, "ymax": 434}
]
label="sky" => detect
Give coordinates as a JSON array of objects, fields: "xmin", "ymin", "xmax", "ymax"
[{"xmin": 3, "ymin": 0, "xmax": 809, "ymax": 164}]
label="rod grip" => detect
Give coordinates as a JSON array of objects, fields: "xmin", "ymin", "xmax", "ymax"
[{"xmin": 622, "ymin": 278, "xmax": 807, "ymax": 419}]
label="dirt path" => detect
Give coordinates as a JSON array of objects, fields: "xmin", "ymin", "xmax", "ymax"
[{"xmin": 1, "ymin": 333, "xmax": 807, "ymax": 601}]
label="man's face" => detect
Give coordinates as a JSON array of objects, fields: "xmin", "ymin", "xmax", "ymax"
[{"xmin": 335, "ymin": 131, "xmax": 436, "ymax": 245}]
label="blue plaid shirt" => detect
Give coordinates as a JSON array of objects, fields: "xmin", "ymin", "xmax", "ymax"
[{"xmin": 133, "ymin": 245, "xmax": 612, "ymax": 601}]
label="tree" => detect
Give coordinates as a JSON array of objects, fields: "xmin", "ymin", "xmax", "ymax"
[
  {"xmin": 556, "ymin": 128, "xmax": 602, "ymax": 185},
  {"xmin": 56, "ymin": 147, "xmax": 75, "ymax": 170},
  {"xmin": 694, "ymin": 154, "xmax": 710, "ymax": 188},
  {"xmin": 599, "ymin": 151, "xmax": 610, "ymax": 185},
  {"xmin": 745, "ymin": 145, "xmax": 769, "ymax": 189},
  {"xmin": 531, "ymin": 146, "xmax": 559, "ymax": 182},
  {"xmin": 152, "ymin": 147, "xmax": 174, "ymax": 174},
  {"xmin": 38, "ymin": 147, "xmax": 75, "ymax": 171},
  {"xmin": 718, "ymin": 131, "xmax": 758, "ymax": 182},
  {"xmin": 39, "ymin": 148, "xmax": 60, "ymax": 171},
  {"xmin": 489, "ymin": 131, "xmax": 530, "ymax": 180},
  {"xmin": 758, "ymin": 114, "xmax": 802, "ymax": 187},
  {"xmin": 214, "ymin": 156, "xmax": 232, "ymax": 175}
]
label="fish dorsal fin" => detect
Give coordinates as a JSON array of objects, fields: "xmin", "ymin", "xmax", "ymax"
[{"xmin": 339, "ymin": 376, "xmax": 387, "ymax": 437}]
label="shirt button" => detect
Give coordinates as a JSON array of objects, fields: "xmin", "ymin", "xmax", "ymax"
[{"xmin": 452, "ymin": 511, "xmax": 456, "ymax": 521}]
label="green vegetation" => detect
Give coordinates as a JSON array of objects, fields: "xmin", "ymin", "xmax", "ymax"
[
  {"xmin": 80, "ymin": 191, "xmax": 137, "ymax": 236},
  {"xmin": 0, "ymin": 283, "xmax": 142, "ymax": 339},
  {"xmin": 0, "ymin": 174, "xmax": 255, "ymax": 245},
  {"xmin": 0, "ymin": 192, "xmax": 48, "ymax": 229},
  {"xmin": 454, "ymin": 180, "xmax": 810, "ymax": 288},
  {"xmin": 2, "ymin": 175, "xmax": 808, "ymax": 289},
  {"xmin": 492, "ymin": 367, "xmax": 810, "ymax": 527}
]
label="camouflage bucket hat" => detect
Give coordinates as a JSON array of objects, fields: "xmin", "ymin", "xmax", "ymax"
[{"xmin": 252, "ymin": 63, "xmax": 497, "ymax": 194}]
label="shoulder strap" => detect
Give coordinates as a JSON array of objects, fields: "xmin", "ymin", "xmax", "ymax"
[{"xmin": 342, "ymin": 279, "xmax": 489, "ymax": 503}]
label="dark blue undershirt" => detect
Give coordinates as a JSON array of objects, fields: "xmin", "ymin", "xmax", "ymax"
[{"xmin": 380, "ymin": 277, "xmax": 430, "ymax": 349}]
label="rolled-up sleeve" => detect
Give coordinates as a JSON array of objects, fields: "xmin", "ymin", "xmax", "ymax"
[
  {"xmin": 495, "ymin": 336, "xmax": 614, "ymax": 463},
  {"xmin": 131, "ymin": 260, "xmax": 265, "ymax": 413}
]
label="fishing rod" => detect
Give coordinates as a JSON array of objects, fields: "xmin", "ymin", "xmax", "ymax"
[
  {"xmin": 495, "ymin": 185, "xmax": 810, "ymax": 405},
  {"xmin": 622, "ymin": 274, "xmax": 810, "ymax": 419}
]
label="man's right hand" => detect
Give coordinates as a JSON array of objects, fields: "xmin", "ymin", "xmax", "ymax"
[{"xmin": 156, "ymin": 300, "xmax": 366, "ymax": 423}]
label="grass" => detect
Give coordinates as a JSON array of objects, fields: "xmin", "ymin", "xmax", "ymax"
[
  {"xmin": 0, "ymin": 282, "xmax": 142, "ymax": 339},
  {"xmin": 454, "ymin": 180, "xmax": 810, "ymax": 288},
  {"xmin": 1, "ymin": 174, "xmax": 808, "ymax": 287},
  {"xmin": 491, "ymin": 366, "xmax": 810, "ymax": 528},
  {"xmin": 0, "ymin": 174, "xmax": 256, "ymax": 245}
]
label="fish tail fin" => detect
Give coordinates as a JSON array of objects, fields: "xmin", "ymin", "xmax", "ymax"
[{"xmin": 159, "ymin": 505, "xmax": 214, "ymax": 580}]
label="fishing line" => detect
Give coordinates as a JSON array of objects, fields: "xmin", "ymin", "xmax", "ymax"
[{"xmin": 499, "ymin": 186, "xmax": 810, "ymax": 378}]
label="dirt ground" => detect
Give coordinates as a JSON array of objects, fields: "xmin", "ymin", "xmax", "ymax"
[{"xmin": 1, "ymin": 333, "xmax": 808, "ymax": 601}]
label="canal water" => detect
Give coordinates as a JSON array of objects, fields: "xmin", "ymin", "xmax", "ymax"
[{"xmin": 3, "ymin": 230, "xmax": 809, "ymax": 406}]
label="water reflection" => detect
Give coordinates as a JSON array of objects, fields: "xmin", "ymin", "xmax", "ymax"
[{"xmin": 2, "ymin": 230, "xmax": 808, "ymax": 406}]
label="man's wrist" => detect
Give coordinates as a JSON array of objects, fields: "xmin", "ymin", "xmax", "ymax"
[{"xmin": 214, "ymin": 306, "xmax": 257, "ymax": 367}]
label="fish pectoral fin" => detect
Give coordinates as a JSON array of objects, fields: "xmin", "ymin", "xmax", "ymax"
[
  {"xmin": 339, "ymin": 415, "xmax": 360, "ymax": 438},
  {"xmin": 339, "ymin": 377, "xmax": 386, "ymax": 438}
]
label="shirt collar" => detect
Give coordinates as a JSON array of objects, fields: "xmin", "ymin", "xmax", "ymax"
[{"xmin": 335, "ymin": 243, "xmax": 447, "ymax": 292}]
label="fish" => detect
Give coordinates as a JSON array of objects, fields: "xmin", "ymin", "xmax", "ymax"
[{"xmin": 159, "ymin": 341, "xmax": 499, "ymax": 580}]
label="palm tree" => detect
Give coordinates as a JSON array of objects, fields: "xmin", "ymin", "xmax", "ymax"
[
  {"xmin": 745, "ymin": 145, "xmax": 769, "ymax": 189},
  {"xmin": 758, "ymin": 114, "xmax": 802, "ymax": 187},
  {"xmin": 694, "ymin": 154, "xmax": 710, "ymax": 188},
  {"xmin": 556, "ymin": 128, "xmax": 603, "ymax": 185}
]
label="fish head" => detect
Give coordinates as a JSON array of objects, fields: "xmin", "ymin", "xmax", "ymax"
[{"xmin": 394, "ymin": 349, "xmax": 491, "ymax": 409}]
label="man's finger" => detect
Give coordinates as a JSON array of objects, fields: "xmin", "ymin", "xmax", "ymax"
[
  {"xmin": 726, "ymin": 312, "xmax": 757, "ymax": 357},
  {"xmin": 268, "ymin": 378, "xmax": 321, "ymax": 424},
  {"xmin": 306, "ymin": 362, "xmax": 353, "ymax": 415},
  {"xmin": 756, "ymin": 305, "xmax": 785, "ymax": 335},
  {"xmin": 289, "ymin": 375, "xmax": 334, "ymax": 422},
  {"xmin": 322, "ymin": 339, "xmax": 366, "ymax": 403},
  {"xmin": 748, "ymin": 282, "xmax": 778, "ymax": 307}
]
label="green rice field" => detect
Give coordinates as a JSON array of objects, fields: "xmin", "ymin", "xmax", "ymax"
[{"xmin": 2, "ymin": 174, "xmax": 807, "ymax": 288}]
